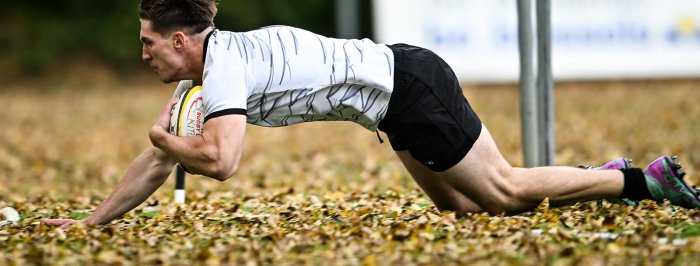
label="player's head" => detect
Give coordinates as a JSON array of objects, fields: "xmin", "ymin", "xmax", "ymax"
[
  {"xmin": 138, "ymin": 0, "xmax": 217, "ymax": 83},
  {"xmin": 139, "ymin": 0, "xmax": 217, "ymax": 36}
]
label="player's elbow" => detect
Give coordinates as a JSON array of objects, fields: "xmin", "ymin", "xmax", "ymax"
[
  {"xmin": 199, "ymin": 144, "xmax": 241, "ymax": 181},
  {"xmin": 209, "ymin": 162, "xmax": 238, "ymax": 182},
  {"xmin": 204, "ymin": 152, "xmax": 239, "ymax": 182}
]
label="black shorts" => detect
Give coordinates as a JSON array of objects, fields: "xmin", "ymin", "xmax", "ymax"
[{"xmin": 378, "ymin": 44, "xmax": 482, "ymax": 172}]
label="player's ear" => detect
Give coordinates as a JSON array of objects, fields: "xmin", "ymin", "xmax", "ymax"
[{"xmin": 172, "ymin": 31, "xmax": 186, "ymax": 50}]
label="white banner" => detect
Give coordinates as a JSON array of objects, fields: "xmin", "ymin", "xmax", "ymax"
[{"xmin": 373, "ymin": 0, "xmax": 700, "ymax": 82}]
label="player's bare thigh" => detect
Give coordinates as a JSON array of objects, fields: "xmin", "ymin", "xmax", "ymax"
[
  {"xmin": 435, "ymin": 125, "xmax": 516, "ymax": 214},
  {"xmin": 395, "ymin": 150, "xmax": 483, "ymax": 214}
]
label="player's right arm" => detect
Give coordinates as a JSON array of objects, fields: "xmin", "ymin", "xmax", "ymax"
[{"xmin": 42, "ymin": 146, "xmax": 176, "ymax": 227}]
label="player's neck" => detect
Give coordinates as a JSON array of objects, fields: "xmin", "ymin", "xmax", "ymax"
[{"xmin": 183, "ymin": 27, "xmax": 213, "ymax": 83}]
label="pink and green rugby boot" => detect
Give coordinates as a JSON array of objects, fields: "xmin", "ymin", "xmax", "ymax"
[{"xmin": 643, "ymin": 156, "xmax": 700, "ymax": 209}]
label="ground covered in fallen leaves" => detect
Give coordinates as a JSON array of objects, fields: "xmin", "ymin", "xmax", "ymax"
[
  {"xmin": 4, "ymin": 193, "xmax": 700, "ymax": 265},
  {"xmin": 3, "ymin": 79, "xmax": 700, "ymax": 265}
]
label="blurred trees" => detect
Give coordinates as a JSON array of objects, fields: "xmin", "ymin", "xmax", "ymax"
[
  {"xmin": 1, "ymin": 2, "xmax": 140, "ymax": 75},
  {"xmin": 0, "ymin": 1, "xmax": 372, "ymax": 77}
]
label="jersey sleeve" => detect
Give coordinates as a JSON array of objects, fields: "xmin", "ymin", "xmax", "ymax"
[{"xmin": 201, "ymin": 36, "xmax": 251, "ymax": 124}]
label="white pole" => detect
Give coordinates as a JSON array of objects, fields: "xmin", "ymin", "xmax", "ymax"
[
  {"xmin": 517, "ymin": 0, "xmax": 539, "ymax": 168},
  {"xmin": 536, "ymin": 0, "xmax": 555, "ymax": 166},
  {"xmin": 174, "ymin": 165, "xmax": 186, "ymax": 204}
]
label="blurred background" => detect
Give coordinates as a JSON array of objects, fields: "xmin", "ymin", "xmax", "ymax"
[{"xmin": 2, "ymin": 0, "xmax": 698, "ymax": 84}]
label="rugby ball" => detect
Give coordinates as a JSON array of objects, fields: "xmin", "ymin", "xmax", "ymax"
[
  {"xmin": 0, "ymin": 207, "xmax": 20, "ymax": 222},
  {"xmin": 170, "ymin": 85, "xmax": 204, "ymax": 136}
]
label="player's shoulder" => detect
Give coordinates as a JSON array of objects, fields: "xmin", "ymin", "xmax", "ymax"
[
  {"xmin": 252, "ymin": 25, "xmax": 305, "ymax": 32},
  {"xmin": 241, "ymin": 25, "xmax": 325, "ymax": 39}
]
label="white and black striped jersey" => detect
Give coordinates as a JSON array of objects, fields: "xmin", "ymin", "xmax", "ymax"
[{"xmin": 172, "ymin": 26, "xmax": 395, "ymax": 131}]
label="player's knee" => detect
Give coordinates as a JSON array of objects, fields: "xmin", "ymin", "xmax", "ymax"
[
  {"xmin": 480, "ymin": 168, "xmax": 525, "ymax": 215},
  {"xmin": 482, "ymin": 193, "xmax": 519, "ymax": 216}
]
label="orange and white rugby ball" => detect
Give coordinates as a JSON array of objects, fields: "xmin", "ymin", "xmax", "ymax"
[{"xmin": 170, "ymin": 86, "xmax": 204, "ymax": 136}]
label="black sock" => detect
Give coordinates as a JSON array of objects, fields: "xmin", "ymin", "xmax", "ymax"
[{"xmin": 619, "ymin": 168, "xmax": 653, "ymax": 201}]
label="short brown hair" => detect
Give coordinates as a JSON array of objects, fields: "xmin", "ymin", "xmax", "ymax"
[{"xmin": 139, "ymin": 0, "xmax": 217, "ymax": 35}]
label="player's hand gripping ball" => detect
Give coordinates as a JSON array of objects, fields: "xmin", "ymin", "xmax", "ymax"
[{"xmin": 170, "ymin": 86, "xmax": 204, "ymax": 136}]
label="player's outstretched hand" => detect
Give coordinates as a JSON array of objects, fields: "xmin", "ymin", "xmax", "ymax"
[{"xmin": 41, "ymin": 218, "xmax": 82, "ymax": 229}]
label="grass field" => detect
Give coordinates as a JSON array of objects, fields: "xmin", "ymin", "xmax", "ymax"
[{"xmin": 2, "ymin": 79, "xmax": 700, "ymax": 265}]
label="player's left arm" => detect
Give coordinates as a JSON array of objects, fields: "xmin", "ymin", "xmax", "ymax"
[{"xmin": 149, "ymin": 99, "xmax": 245, "ymax": 181}]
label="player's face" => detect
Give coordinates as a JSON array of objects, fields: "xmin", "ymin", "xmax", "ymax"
[{"xmin": 140, "ymin": 19, "xmax": 185, "ymax": 83}]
